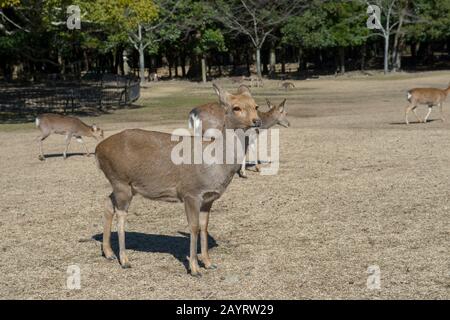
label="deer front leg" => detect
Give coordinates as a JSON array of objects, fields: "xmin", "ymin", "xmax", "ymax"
[
  {"xmin": 116, "ymin": 210, "xmax": 130, "ymax": 268},
  {"xmin": 439, "ymin": 103, "xmax": 445, "ymax": 122},
  {"xmin": 63, "ymin": 133, "xmax": 72, "ymax": 159},
  {"xmin": 238, "ymin": 155, "xmax": 248, "ymax": 178},
  {"xmin": 200, "ymin": 210, "xmax": 216, "ymax": 270},
  {"xmin": 76, "ymin": 136, "xmax": 90, "ymax": 157},
  {"xmin": 37, "ymin": 133, "xmax": 49, "ymax": 161},
  {"xmin": 184, "ymin": 197, "xmax": 201, "ymax": 277},
  {"xmin": 102, "ymin": 194, "xmax": 116, "ymax": 261}
]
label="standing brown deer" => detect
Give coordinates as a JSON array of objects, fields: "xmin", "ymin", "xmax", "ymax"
[
  {"xmin": 189, "ymin": 90, "xmax": 289, "ymax": 178},
  {"xmin": 95, "ymin": 83, "xmax": 261, "ymax": 276},
  {"xmin": 36, "ymin": 113, "xmax": 104, "ymax": 161},
  {"xmin": 405, "ymin": 84, "xmax": 450, "ymax": 124}
]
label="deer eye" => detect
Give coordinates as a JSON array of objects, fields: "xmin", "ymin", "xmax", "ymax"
[
  {"xmin": 255, "ymin": 105, "xmax": 259, "ymax": 110},
  {"xmin": 233, "ymin": 106, "xmax": 242, "ymax": 112}
]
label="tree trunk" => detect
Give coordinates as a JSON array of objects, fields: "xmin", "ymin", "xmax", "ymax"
[
  {"xmin": 181, "ymin": 54, "xmax": 186, "ymax": 78},
  {"xmin": 138, "ymin": 24, "xmax": 146, "ymax": 83},
  {"xmin": 392, "ymin": 10, "xmax": 405, "ymax": 73},
  {"xmin": 201, "ymin": 55, "xmax": 207, "ymax": 83},
  {"xmin": 269, "ymin": 47, "xmax": 276, "ymax": 78},
  {"xmin": 361, "ymin": 43, "xmax": 367, "ymax": 70},
  {"xmin": 339, "ymin": 47, "xmax": 345, "ymax": 74},
  {"xmin": 139, "ymin": 44, "xmax": 145, "ymax": 82},
  {"xmin": 384, "ymin": 34, "xmax": 390, "ymax": 74},
  {"xmin": 256, "ymin": 47, "xmax": 262, "ymax": 78},
  {"xmin": 411, "ymin": 42, "xmax": 417, "ymax": 69}
]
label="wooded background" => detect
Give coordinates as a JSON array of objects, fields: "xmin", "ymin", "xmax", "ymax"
[{"xmin": 1, "ymin": 0, "xmax": 449, "ymax": 83}]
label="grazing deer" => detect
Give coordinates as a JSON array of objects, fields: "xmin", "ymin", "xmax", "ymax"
[
  {"xmin": 239, "ymin": 99, "xmax": 290, "ymax": 178},
  {"xmin": 36, "ymin": 113, "xmax": 104, "ymax": 161},
  {"xmin": 149, "ymin": 72, "xmax": 159, "ymax": 82},
  {"xmin": 280, "ymin": 81, "xmax": 295, "ymax": 91},
  {"xmin": 405, "ymin": 84, "xmax": 450, "ymax": 124},
  {"xmin": 95, "ymin": 83, "xmax": 261, "ymax": 276}
]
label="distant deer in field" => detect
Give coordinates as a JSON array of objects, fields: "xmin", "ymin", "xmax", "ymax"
[
  {"xmin": 245, "ymin": 75, "xmax": 263, "ymax": 87},
  {"xmin": 36, "ymin": 113, "xmax": 104, "ymax": 161},
  {"xmin": 95, "ymin": 83, "xmax": 261, "ymax": 276},
  {"xmin": 405, "ymin": 84, "xmax": 450, "ymax": 124},
  {"xmin": 188, "ymin": 86, "xmax": 289, "ymax": 178},
  {"xmin": 280, "ymin": 81, "xmax": 295, "ymax": 91},
  {"xmin": 148, "ymin": 72, "xmax": 159, "ymax": 82},
  {"xmin": 230, "ymin": 75, "xmax": 245, "ymax": 84}
]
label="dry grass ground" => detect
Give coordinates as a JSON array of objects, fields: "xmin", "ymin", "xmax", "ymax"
[{"xmin": 0, "ymin": 71, "xmax": 449, "ymax": 299}]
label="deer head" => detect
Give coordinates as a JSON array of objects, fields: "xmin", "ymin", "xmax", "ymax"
[
  {"xmin": 213, "ymin": 83, "xmax": 261, "ymax": 130},
  {"xmin": 266, "ymin": 99, "xmax": 290, "ymax": 128},
  {"xmin": 91, "ymin": 124, "xmax": 104, "ymax": 140}
]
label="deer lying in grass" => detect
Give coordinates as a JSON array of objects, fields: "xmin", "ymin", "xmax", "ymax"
[
  {"xmin": 405, "ymin": 84, "xmax": 450, "ymax": 124},
  {"xmin": 36, "ymin": 113, "xmax": 104, "ymax": 161},
  {"xmin": 189, "ymin": 87, "xmax": 289, "ymax": 178},
  {"xmin": 280, "ymin": 82, "xmax": 295, "ymax": 91},
  {"xmin": 245, "ymin": 76, "xmax": 263, "ymax": 87},
  {"xmin": 95, "ymin": 83, "xmax": 261, "ymax": 276}
]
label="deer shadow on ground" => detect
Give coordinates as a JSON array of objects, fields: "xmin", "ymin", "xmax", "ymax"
[
  {"xmin": 92, "ymin": 231, "xmax": 218, "ymax": 273},
  {"xmin": 389, "ymin": 119, "xmax": 439, "ymax": 125},
  {"xmin": 42, "ymin": 152, "xmax": 88, "ymax": 159}
]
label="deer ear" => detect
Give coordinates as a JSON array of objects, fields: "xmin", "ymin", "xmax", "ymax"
[
  {"xmin": 237, "ymin": 84, "xmax": 252, "ymax": 97},
  {"xmin": 278, "ymin": 99, "xmax": 287, "ymax": 112},
  {"xmin": 266, "ymin": 98, "xmax": 273, "ymax": 109},
  {"xmin": 92, "ymin": 124, "xmax": 98, "ymax": 131},
  {"xmin": 213, "ymin": 82, "xmax": 232, "ymax": 109}
]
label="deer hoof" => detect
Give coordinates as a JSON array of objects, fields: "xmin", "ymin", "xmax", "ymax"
[
  {"xmin": 38, "ymin": 155, "xmax": 45, "ymax": 161},
  {"xmin": 238, "ymin": 170, "xmax": 248, "ymax": 179},
  {"xmin": 190, "ymin": 271, "xmax": 202, "ymax": 278},
  {"xmin": 104, "ymin": 253, "xmax": 117, "ymax": 261},
  {"xmin": 205, "ymin": 264, "xmax": 217, "ymax": 270},
  {"xmin": 120, "ymin": 262, "xmax": 131, "ymax": 269}
]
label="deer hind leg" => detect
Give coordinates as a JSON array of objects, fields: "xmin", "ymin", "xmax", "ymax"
[
  {"xmin": 405, "ymin": 104, "xmax": 420, "ymax": 124},
  {"xmin": 199, "ymin": 204, "xmax": 216, "ymax": 270},
  {"xmin": 37, "ymin": 132, "xmax": 50, "ymax": 161},
  {"xmin": 112, "ymin": 186, "xmax": 133, "ymax": 268},
  {"xmin": 424, "ymin": 105, "xmax": 433, "ymax": 123},
  {"xmin": 102, "ymin": 194, "xmax": 117, "ymax": 260},
  {"xmin": 63, "ymin": 133, "xmax": 72, "ymax": 159},
  {"xmin": 184, "ymin": 196, "xmax": 201, "ymax": 276},
  {"xmin": 76, "ymin": 136, "xmax": 90, "ymax": 157}
]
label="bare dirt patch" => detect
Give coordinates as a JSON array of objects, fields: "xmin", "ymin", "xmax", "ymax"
[{"xmin": 1, "ymin": 71, "xmax": 449, "ymax": 299}]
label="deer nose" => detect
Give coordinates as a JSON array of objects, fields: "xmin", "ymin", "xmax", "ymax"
[{"xmin": 253, "ymin": 119, "xmax": 262, "ymax": 127}]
